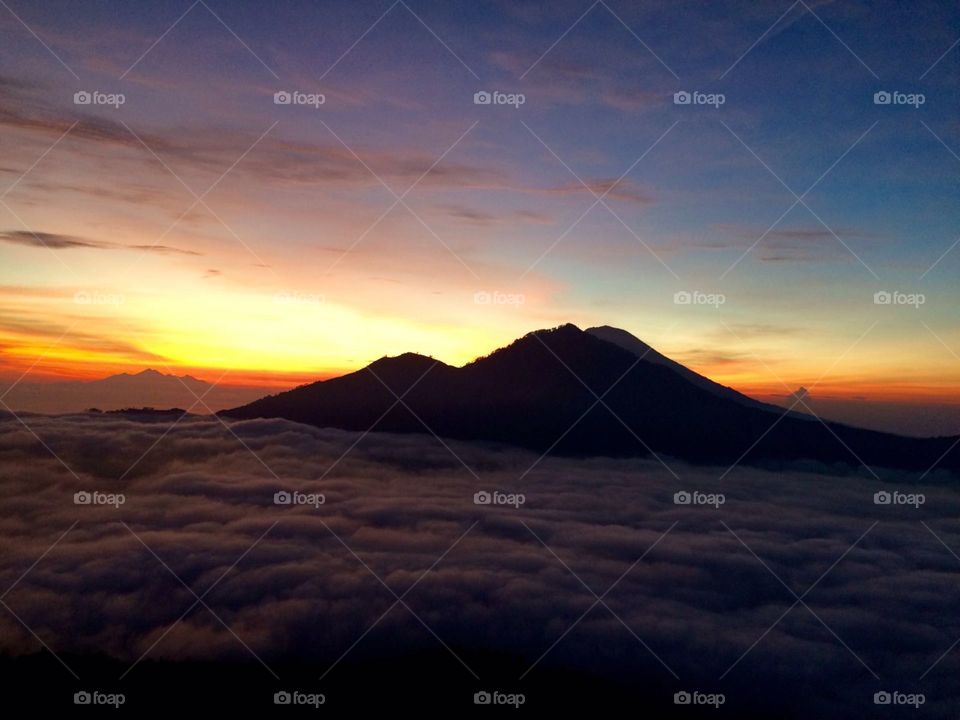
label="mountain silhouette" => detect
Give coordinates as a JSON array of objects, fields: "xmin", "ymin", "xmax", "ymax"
[
  {"xmin": 222, "ymin": 325, "xmax": 960, "ymax": 474},
  {"xmin": 585, "ymin": 325, "xmax": 799, "ymax": 415},
  {"xmin": 1, "ymin": 369, "xmax": 270, "ymax": 415}
]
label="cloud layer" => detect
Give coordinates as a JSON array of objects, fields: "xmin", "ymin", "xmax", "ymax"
[{"xmin": 0, "ymin": 414, "xmax": 959, "ymax": 715}]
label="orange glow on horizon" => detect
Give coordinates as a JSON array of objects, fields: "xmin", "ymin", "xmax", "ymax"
[
  {"xmin": 3, "ymin": 329, "xmax": 958, "ymax": 408},
  {"xmin": 1, "ymin": 286, "xmax": 958, "ymax": 405}
]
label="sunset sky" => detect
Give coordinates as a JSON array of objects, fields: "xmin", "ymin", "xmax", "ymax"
[{"xmin": 1, "ymin": 0, "xmax": 958, "ymax": 402}]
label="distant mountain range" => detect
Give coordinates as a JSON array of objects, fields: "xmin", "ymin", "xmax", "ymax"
[
  {"xmin": 1, "ymin": 369, "xmax": 270, "ymax": 414},
  {"xmin": 222, "ymin": 325, "xmax": 960, "ymax": 474}
]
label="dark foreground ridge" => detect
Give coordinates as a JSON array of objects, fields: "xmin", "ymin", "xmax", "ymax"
[{"xmin": 221, "ymin": 324, "xmax": 960, "ymax": 474}]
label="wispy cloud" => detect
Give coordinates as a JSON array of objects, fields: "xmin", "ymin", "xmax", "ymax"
[
  {"xmin": 540, "ymin": 178, "xmax": 657, "ymax": 205},
  {"xmin": 0, "ymin": 230, "xmax": 200, "ymax": 256},
  {"xmin": 435, "ymin": 204, "xmax": 553, "ymax": 226}
]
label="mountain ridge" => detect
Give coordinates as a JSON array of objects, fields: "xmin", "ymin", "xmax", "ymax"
[
  {"xmin": 1, "ymin": 368, "xmax": 271, "ymax": 415},
  {"xmin": 222, "ymin": 324, "xmax": 960, "ymax": 474}
]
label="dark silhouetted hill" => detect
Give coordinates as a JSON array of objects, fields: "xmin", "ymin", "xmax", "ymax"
[{"xmin": 222, "ymin": 325, "xmax": 960, "ymax": 474}]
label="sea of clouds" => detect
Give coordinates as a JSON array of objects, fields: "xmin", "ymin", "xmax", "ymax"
[{"xmin": 0, "ymin": 413, "xmax": 958, "ymax": 715}]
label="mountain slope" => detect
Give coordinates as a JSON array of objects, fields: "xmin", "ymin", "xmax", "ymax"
[
  {"xmin": 585, "ymin": 325, "xmax": 796, "ymax": 415},
  {"xmin": 222, "ymin": 325, "xmax": 960, "ymax": 474}
]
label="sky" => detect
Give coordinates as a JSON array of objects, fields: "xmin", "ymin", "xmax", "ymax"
[{"xmin": 0, "ymin": 0, "xmax": 958, "ymax": 405}]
